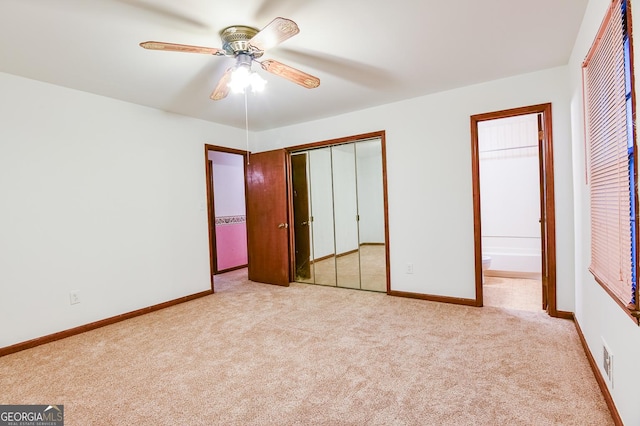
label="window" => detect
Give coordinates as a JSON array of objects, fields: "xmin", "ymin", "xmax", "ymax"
[{"xmin": 583, "ymin": 0, "xmax": 639, "ymax": 318}]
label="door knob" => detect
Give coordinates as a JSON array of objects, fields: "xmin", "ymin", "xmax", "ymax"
[
  {"xmin": 278, "ymin": 223, "xmax": 288, "ymax": 229},
  {"xmin": 301, "ymin": 221, "xmax": 308, "ymax": 226}
]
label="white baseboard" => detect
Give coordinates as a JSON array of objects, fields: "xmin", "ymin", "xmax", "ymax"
[{"xmin": 484, "ymin": 270, "xmax": 542, "ymax": 280}]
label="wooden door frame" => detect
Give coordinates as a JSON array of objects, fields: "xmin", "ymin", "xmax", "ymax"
[
  {"xmin": 285, "ymin": 130, "xmax": 392, "ymax": 294},
  {"xmin": 204, "ymin": 144, "xmax": 249, "ymax": 291},
  {"xmin": 470, "ymin": 103, "xmax": 568, "ymax": 318}
]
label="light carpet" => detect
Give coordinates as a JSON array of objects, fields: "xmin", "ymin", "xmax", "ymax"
[
  {"xmin": 483, "ymin": 276, "xmax": 543, "ymax": 312},
  {"xmin": 0, "ymin": 269, "xmax": 612, "ymax": 425}
]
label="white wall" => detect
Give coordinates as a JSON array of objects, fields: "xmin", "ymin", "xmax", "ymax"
[
  {"xmin": 209, "ymin": 151, "xmax": 246, "ymax": 217},
  {"xmin": 479, "ymin": 114, "xmax": 541, "ymax": 274},
  {"xmin": 568, "ymin": 0, "xmax": 640, "ymax": 424},
  {"xmin": 0, "ymin": 72, "xmax": 247, "ymax": 348},
  {"xmin": 256, "ymin": 66, "xmax": 574, "ymax": 305}
]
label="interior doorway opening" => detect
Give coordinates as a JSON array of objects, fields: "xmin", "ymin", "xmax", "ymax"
[
  {"xmin": 477, "ymin": 113, "xmax": 543, "ymax": 311},
  {"xmin": 471, "ymin": 103, "xmax": 562, "ymax": 317},
  {"xmin": 204, "ymin": 145, "xmax": 249, "ymax": 291}
]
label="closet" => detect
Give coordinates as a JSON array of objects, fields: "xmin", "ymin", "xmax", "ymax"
[{"xmin": 290, "ymin": 136, "xmax": 387, "ymax": 292}]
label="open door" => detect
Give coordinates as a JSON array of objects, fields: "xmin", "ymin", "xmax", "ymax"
[
  {"xmin": 537, "ymin": 110, "xmax": 558, "ymax": 315},
  {"xmin": 246, "ymin": 149, "xmax": 291, "ymax": 286},
  {"xmin": 537, "ymin": 114, "xmax": 549, "ymax": 311}
]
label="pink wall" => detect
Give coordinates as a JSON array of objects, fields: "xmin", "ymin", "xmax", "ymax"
[{"xmin": 215, "ymin": 221, "xmax": 248, "ymax": 270}]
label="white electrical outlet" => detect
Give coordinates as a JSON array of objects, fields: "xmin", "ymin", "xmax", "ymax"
[
  {"xmin": 602, "ymin": 339, "xmax": 613, "ymax": 387},
  {"xmin": 69, "ymin": 291, "xmax": 80, "ymax": 305},
  {"xmin": 406, "ymin": 263, "xmax": 414, "ymax": 274}
]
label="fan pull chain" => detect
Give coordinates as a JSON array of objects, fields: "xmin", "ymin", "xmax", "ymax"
[{"xmin": 245, "ymin": 89, "xmax": 250, "ymax": 165}]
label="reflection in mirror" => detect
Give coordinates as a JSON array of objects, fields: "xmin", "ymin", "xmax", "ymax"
[
  {"xmin": 291, "ymin": 153, "xmax": 314, "ymax": 283},
  {"xmin": 308, "ymin": 148, "xmax": 337, "ymax": 286},
  {"xmin": 355, "ymin": 139, "xmax": 386, "ymax": 292},
  {"xmin": 332, "ymin": 144, "xmax": 361, "ymax": 289},
  {"xmin": 290, "ymin": 135, "xmax": 387, "ymax": 292}
]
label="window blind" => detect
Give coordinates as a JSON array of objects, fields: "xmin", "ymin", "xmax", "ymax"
[{"xmin": 583, "ymin": 0, "xmax": 635, "ymax": 307}]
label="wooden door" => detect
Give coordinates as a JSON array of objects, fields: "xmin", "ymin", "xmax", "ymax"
[
  {"xmin": 291, "ymin": 154, "xmax": 311, "ymax": 279},
  {"xmin": 537, "ymin": 114, "xmax": 549, "ymax": 311},
  {"xmin": 538, "ymin": 114, "xmax": 549, "ymax": 310},
  {"xmin": 246, "ymin": 149, "xmax": 291, "ymax": 286}
]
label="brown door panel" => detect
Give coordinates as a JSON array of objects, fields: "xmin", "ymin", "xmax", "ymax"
[{"xmin": 246, "ymin": 150, "xmax": 291, "ymax": 286}]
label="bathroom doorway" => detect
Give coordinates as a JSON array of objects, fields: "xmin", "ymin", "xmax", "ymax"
[
  {"xmin": 470, "ymin": 103, "xmax": 563, "ymax": 317},
  {"xmin": 204, "ymin": 145, "xmax": 249, "ymax": 290}
]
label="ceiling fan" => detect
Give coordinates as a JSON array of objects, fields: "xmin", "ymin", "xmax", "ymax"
[{"xmin": 140, "ymin": 17, "xmax": 320, "ymax": 101}]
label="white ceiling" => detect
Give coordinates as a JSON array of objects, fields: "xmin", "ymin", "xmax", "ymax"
[{"xmin": 0, "ymin": 0, "xmax": 588, "ymax": 131}]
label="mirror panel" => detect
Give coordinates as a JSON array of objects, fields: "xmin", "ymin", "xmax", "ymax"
[
  {"xmin": 331, "ymin": 144, "xmax": 361, "ymax": 289},
  {"xmin": 290, "ymin": 136, "xmax": 387, "ymax": 292},
  {"xmin": 291, "ymin": 153, "xmax": 314, "ymax": 283},
  {"xmin": 355, "ymin": 139, "xmax": 387, "ymax": 292},
  {"xmin": 308, "ymin": 148, "xmax": 337, "ymax": 286}
]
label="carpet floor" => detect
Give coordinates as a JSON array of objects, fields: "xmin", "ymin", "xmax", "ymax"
[
  {"xmin": 483, "ymin": 276, "xmax": 543, "ymax": 312},
  {"xmin": 0, "ymin": 269, "xmax": 612, "ymax": 425}
]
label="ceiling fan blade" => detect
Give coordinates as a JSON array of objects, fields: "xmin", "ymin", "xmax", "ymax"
[
  {"xmin": 260, "ymin": 59, "xmax": 320, "ymax": 89},
  {"xmin": 210, "ymin": 68, "xmax": 233, "ymax": 101},
  {"xmin": 249, "ymin": 17, "xmax": 299, "ymax": 52},
  {"xmin": 140, "ymin": 41, "xmax": 222, "ymax": 55}
]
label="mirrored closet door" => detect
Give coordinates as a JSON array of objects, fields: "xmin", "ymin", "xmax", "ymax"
[{"xmin": 290, "ymin": 136, "xmax": 387, "ymax": 292}]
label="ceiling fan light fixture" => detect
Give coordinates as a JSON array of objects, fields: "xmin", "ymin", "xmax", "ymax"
[
  {"xmin": 228, "ymin": 66, "xmax": 250, "ymax": 93},
  {"xmin": 248, "ymin": 72, "xmax": 267, "ymax": 93},
  {"xmin": 228, "ymin": 54, "xmax": 267, "ymax": 94},
  {"xmin": 228, "ymin": 67, "xmax": 267, "ymax": 94}
]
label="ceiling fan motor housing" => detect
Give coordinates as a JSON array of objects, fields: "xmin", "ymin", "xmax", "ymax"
[{"xmin": 220, "ymin": 25, "xmax": 263, "ymax": 57}]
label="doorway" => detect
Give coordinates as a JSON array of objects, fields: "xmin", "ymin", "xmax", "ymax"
[
  {"xmin": 470, "ymin": 103, "xmax": 561, "ymax": 317},
  {"xmin": 204, "ymin": 145, "xmax": 249, "ymax": 290}
]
